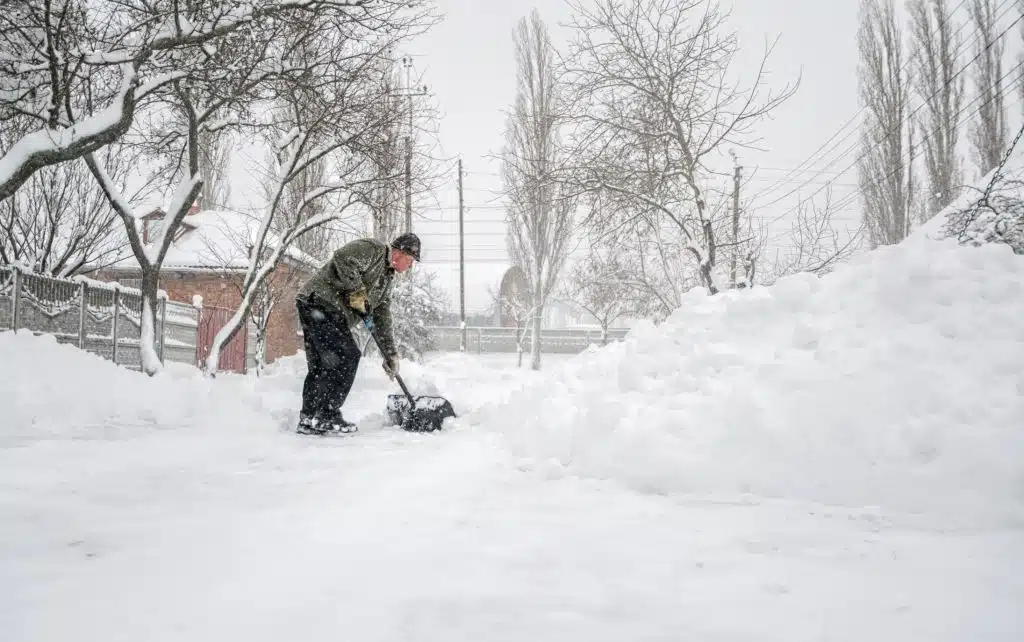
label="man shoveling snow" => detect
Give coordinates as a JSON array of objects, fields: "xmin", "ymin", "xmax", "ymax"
[{"xmin": 293, "ymin": 233, "xmax": 421, "ymax": 435}]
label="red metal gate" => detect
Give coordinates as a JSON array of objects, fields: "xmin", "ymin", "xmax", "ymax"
[{"xmin": 196, "ymin": 306, "xmax": 247, "ymax": 373}]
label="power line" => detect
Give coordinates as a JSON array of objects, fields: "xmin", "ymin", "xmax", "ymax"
[
  {"xmin": 763, "ymin": 66, "xmax": 1024, "ymax": 246},
  {"xmin": 758, "ymin": 9, "xmax": 1024, "ymax": 229},
  {"xmin": 750, "ymin": 0, "xmax": 1015, "ymax": 210}
]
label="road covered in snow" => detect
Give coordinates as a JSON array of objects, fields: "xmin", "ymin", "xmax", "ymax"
[{"xmin": 2, "ymin": 236, "xmax": 1023, "ymax": 641}]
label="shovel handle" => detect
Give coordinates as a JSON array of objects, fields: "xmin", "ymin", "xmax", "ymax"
[{"xmin": 361, "ymin": 315, "xmax": 416, "ymax": 409}]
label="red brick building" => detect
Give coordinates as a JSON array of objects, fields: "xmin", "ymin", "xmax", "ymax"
[{"xmin": 96, "ymin": 206, "xmax": 319, "ymax": 371}]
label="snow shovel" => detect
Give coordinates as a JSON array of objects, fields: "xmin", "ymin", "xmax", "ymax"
[{"xmin": 360, "ymin": 314, "xmax": 456, "ymax": 432}]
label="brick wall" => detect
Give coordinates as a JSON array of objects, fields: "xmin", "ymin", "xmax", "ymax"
[
  {"xmin": 263, "ymin": 262, "xmax": 309, "ymax": 362},
  {"xmin": 160, "ymin": 272, "xmax": 244, "ymax": 310},
  {"xmin": 163, "ymin": 266, "xmax": 312, "ymax": 364}
]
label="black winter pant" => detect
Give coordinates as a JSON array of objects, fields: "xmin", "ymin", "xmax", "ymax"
[{"xmin": 296, "ymin": 295, "xmax": 361, "ymax": 421}]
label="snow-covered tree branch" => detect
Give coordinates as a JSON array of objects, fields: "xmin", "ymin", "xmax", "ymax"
[
  {"xmin": 0, "ymin": 0, "xmax": 423, "ymax": 202},
  {"xmin": 943, "ymin": 123, "xmax": 1024, "ymax": 253}
]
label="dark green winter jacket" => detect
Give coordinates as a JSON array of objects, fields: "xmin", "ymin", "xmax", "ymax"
[{"xmin": 297, "ymin": 238, "xmax": 397, "ymax": 357}]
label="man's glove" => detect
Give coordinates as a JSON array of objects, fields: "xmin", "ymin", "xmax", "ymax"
[
  {"xmin": 348, "ymin": 288, "xmax": 369, "ymax": 316},
  {"xmin": 382, "ymin": 356, "xmax": 399, "ymax": 381}
]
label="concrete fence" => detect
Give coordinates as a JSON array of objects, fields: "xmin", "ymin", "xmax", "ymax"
[
  {"xmin": 430, "ymin": 325, "xmax": 630, "ymax": 354},
  {"xmin": 0, "ymin": 264, "xmax": 198, "ymax": 370},
  {"xmin": 2, "ymin": 265, "xmax": 629, "ymax": 370}
]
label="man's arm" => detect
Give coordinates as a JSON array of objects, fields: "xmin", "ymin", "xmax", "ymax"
[{"xmin": 372, "ymin": 288, "xmax": 397, "ymax": 359}]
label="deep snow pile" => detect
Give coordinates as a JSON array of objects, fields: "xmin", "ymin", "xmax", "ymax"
[
  {"xmin": 489, "ymin": 238, "xmax": 1024, "ymax": 526},
  {"xmin": 0, "ymin": 333, "xmax": 401, "ymax": 448}
]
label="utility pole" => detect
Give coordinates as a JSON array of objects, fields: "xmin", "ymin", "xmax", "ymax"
[
  {"xmin": 458, "ymin": 158, "xmax": 467, "ymax": 352},
  {"xmin": 401, "ymin": 56, "xmax": 428, "ymax": 234},
  {"xmin": 730, "ymin": 151, "xmax": 742, "ymax": 288}
]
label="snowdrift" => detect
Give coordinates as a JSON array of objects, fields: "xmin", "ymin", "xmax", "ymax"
[
  {"xmin": 0, "ymin": 332, "xmax": 286, "ymax": 447},
  {"xmin": 489, "ymin": 238, "xmax": 1024, "ymax": 526},
  {"xmin": 0, "ymin": 328, "xmax": 460, "ymax": 448}
]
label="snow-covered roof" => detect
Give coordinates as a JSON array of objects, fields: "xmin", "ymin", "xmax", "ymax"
[{"xmin": 108, "ymin": 209, "xmax": 321, "ymax": 272}]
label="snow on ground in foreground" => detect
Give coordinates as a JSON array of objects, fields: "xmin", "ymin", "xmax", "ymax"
[
  {"xmin": 2, "ymin": 239, "xmax": 1024, "ymax": 641},
  {"xmin": 487, "ymin": 238, "xmax": 1024, "ymax": 529}
]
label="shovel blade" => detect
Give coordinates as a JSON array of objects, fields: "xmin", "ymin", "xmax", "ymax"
[{"xmin": 386, "ymin": 394, "xmax": 456, "ymax": 432}]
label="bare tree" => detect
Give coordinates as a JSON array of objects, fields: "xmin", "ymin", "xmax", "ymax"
[
  {"xmin": 561, "ymin": 246, "xmax": 632, "ymax": 346},
  {"xmin": 858, "ymin": 0, "xmax": 915, "ymax": 246},
  {"xmin": 365, "ymin": 54, "xmax": 408, "ymax": 242},
  {"xmin": 764, "ymin": 187, "xmax": 867, "ymax": 281},
  {"xmin": 968, "ymin": 0, "xmax": 1008, "ymax": 176},
  {"xmin": 562, "ymin": 0, "xmax": 796, "ymax": 297},
  {"xmin": 202, "ymin": 132, "xmax": 233, "ymax": 210},
  {"xmin": 0, "ymin": 0, "xmax": 391, "ymax": 203},
  {"xmin": 1019, "ymin": 0, "xmax": 1024, "ymax": 122},
  {"xmin": 83, "ymin": 3, "xmax": 305, "ymax": 375},
  {"xmin": 909, "ymin": 0, "xmax": 965, "ymax": 217},
  {"xmin": 487, "ymin": 278, "xmax": 536, "ymax": 368},
  {"xmin": 500, "ymin": 9, "xmax": 576, "ymax": 371}
]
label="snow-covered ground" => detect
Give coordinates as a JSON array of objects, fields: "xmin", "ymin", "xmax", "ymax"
[{"xmin": 2, "ymin": 236, "xmax": 1023, "ymax": 641}]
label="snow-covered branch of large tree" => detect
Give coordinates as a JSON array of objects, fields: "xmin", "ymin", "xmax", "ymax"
[
  {"xmin": 0, "ymin": 63, "xmax": 140, "ymax": 201},
  {"xmin": 0, "ymin": 125, "xmax": 144, "ymax": 276},
  {"xmin": 0, "ymin": 0, "xmax": 427, "ymax": 203}
]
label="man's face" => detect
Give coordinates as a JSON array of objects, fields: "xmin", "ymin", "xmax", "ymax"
[{"xmin": 391, "ymin": 249, "xmax": 415, "ymax": 273}]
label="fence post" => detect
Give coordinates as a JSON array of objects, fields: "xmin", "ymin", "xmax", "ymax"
[
  {"xmin": 78, "ymin": 281, "xmax": 88, "ymax": 348},
  {"xmin": 10, "ymin": 266, "xmax": 20, "ymax": 332},
  {"xmin": 158, "ymin": 295, "xmax": 167, "ymax": 363},
  {"xmin": 477, "ymin": 327, "xmax": 483, "ymax": 354},
  {"xmin": 111, "ymin": 287, "xmax": 120, "ymax": 364}
]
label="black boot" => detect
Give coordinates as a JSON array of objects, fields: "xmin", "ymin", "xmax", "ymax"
[
  {"xmin": 296, "ymin": 413, "xmax": 327, "ymax": 435},
  {"xmin": 324, "ymin": 412, "xmax": 358, "ymax": 434}
]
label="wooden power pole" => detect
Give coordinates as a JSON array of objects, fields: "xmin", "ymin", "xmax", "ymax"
[
  {"xmin": 401, "ymin": 55, "xmax": 428, "ymax": 233},
  {"xmin": 458, "ymin": 158, "xmax": 466, "ymax": 351},
  {"xmin": 730, "ymin": 152, "xmax": 742, "ymax": 288}
]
